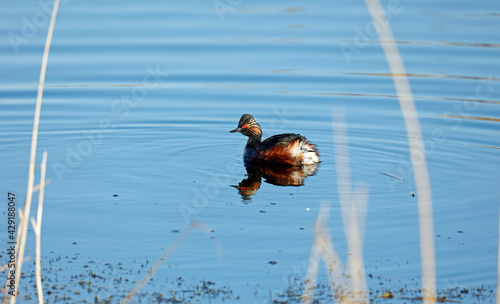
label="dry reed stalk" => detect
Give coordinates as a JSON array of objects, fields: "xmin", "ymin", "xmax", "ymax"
[
  {"xmin": 6, "ymin": 1, "xmax": 60, "ymax": 303},
  {"xmin": 332, "ymin": 109, "xmax": 369, "ymax": 303},
  {"xmin": 119, "ymin": 221, "xmax": 222, "ymax": 304},
  {"xmin": 364, "ymin": 0, "xmax": 436, "ymax": 302},
  {"xmin": 303, "ymin": 109, "xmax": 371, "ymax": 304},
  {"xmin": 346, "ymin": 187, "xmax": 369, "ymax": 303},
  {"xmin": 302, "ymin": 202, "xmax": 346, "ymax": 304},
  {"xmin": 30, "ymin": 151, "xmax": 48, "ymax": 304}
]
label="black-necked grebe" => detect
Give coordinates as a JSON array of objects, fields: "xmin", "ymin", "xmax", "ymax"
[{"xmin": 229, "ymin": 114, "xmax": 320, "ymax": 166}]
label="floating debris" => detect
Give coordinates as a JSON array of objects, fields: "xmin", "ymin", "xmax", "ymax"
[
  {"xmin": 379, "ymin": 172, "xmax": 415, "ymax": 197},
  {"xmin": 7, "ymin": 253, "xmax": 239, "ymax": 303},
  {"xmin": 377, "ymin": 291, "xmax": 394, "ymax": 299},
  {"xmin": 268, "ymin": 275, "xmax": 495, "ymax": 303}
]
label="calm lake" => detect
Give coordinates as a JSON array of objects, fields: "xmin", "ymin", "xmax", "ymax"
[{"xmin": 1, "ymin": 0, "xmax": 499, "ymax": 303}]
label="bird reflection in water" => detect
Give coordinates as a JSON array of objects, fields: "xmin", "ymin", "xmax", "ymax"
[{"xmin": 232, "ymin": 159, "xmax": 319, "ymax": 200}]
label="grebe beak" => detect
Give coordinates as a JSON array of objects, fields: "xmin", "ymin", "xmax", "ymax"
[{"xmin": 229, "ymin": 127, "xmax": 241, "ymax": 133}]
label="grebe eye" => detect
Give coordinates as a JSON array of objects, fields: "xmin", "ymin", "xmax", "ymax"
[{"xmin": 242, "ymin": 125, "xmax": 247, "ymax": 129}]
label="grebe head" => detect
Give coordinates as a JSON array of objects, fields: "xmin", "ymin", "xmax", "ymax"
[{"xmin": 229, "ymin": 114, "xmax": 262, "ymax": 139}]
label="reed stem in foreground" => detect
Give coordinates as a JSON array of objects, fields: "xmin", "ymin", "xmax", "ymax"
[
  {"xmin": 302, "ymin": 202, "xmax": 345, "ymax": 304},
  {"xmin": 332, "ymin": 109, "xmax": 369, "ymax": 303},
  {"xmin": 30, "ymin": 152, "xmax": 48, "ymax": 304},
  {"xmin": 364, "ymin": 0, "xmax": 436, "ymax": 302},
  {"xmin": 6, "ymin": 1, "xmax": 60, "ymax": 303}
]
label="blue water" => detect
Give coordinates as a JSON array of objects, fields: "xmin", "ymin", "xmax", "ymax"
[{"xmin": 1, "ymin": 0, "xmax": 499, "ymax": 302}]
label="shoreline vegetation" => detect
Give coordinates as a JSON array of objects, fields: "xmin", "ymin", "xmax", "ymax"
[{"xmin": 0, "ymin": 253, "xmax": 496, "ymax": 304}]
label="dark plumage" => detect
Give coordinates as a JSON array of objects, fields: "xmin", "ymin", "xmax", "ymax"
[{"xmin": 230, "ymin": 114, "xmax": 320, "ymax": 166}]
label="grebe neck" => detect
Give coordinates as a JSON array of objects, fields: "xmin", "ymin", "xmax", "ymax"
[{"xmin": 246, "ymin": 133, "xmax": 262, "ymax": 148}]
